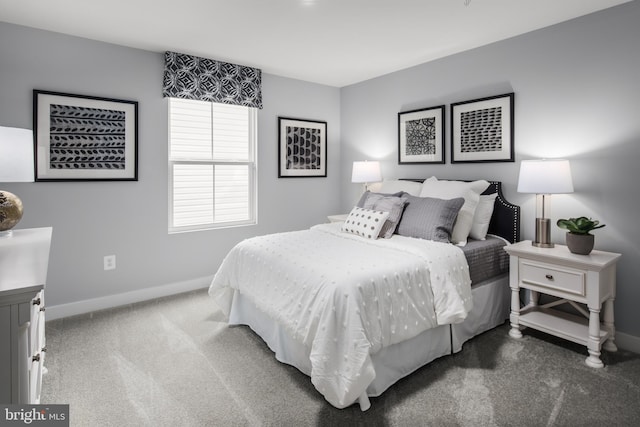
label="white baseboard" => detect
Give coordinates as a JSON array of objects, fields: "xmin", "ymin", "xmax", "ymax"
[
  {"xmin": 615, "ymin": 330, "xmax": 640, "ymax": 354},
  {"xmin": 46, "ymin": 276, "xmax": 213, "ymax": 321}
]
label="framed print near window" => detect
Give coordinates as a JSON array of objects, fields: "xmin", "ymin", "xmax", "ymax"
[
  {"xmin": 34, "ymin": 90, "xmax": 138, "ymax": 181},
  {"xmin": 278, "ymin": 117, "xmax": 327, "ymax": 177},
  {"xmin": 398, "ymin": 105, "xmax": 445, "ymax": 164},
  {"xmin": 451, "ymin": 93, "xmax": 514, "ymax": 163}
]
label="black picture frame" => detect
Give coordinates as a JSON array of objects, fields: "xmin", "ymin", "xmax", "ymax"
[
  {"xmin": 398, "ymin": 105, "xmax": 445, "ymax": 164},
  {"xmin": 450, "ymin": 93, "xmax": 514, "ymax": 163},
  {"xmin": 278, "ymin": 117, "xmax": 327, "ymax": 178},
  {"xmin": 33, "ymin": 90, "xmax": 138, "ymax": 181}
]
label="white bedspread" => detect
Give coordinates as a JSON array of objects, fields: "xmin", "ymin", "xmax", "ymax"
[{"xmin": 209, "ymin": 222, "xmax": 472, "ymax": 409}]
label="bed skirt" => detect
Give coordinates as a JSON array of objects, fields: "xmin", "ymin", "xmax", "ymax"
[{"xmin": 228, "ymin": 273, "xmax": 510, "ymax": 410}]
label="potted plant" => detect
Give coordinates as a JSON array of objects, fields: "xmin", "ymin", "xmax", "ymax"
[{"xmin": 556, "ymin": 217, "xmax": 605, "ymax": 255}]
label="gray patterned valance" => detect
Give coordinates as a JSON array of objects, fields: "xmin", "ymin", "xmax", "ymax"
[{"xmin": 162, "ymin": 51, "xmax": 263, "ymax": 109}]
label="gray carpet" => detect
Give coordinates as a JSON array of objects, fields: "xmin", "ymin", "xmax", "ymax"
[{"xmin": 42, "ymin": 289, "xmax": 640, "ymax": 426}]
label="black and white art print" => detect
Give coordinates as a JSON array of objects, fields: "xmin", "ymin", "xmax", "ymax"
[
  {"xmin": 34, "ymin": 90, "xmax": 138, "ymax": 181},
  {"xmin": 398, "ymin": 105, "xmax": 445, "ymax": 164},
  {"xmin": 451, "ymin": 93, "xmax": 514, "ymax": 163},
  {"xmin": 278, "ymin": 117, "xmax": 327, "ymax": 178}
]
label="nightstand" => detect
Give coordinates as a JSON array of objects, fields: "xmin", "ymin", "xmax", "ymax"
[
  {"xmin": 504, "ymin": 240, "xmax": 621, "ymax": 368},
  {"xmin": 327, "ymin": 214, "xmax": 348, "ymax": 223}
]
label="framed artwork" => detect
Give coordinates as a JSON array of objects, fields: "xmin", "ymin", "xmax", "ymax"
[
  {"xmin": 451, "ymin": 92, "xmax": 514, "ymax": 163},
  {"xmin": 398, "ymin": 105, "xmax": 445, "ymax": 164},
  {"xmin": 278, "ymin": 117, "xmax": 327, "ymax": 177},
  {"xmin": 33, "ymin": 90, "xmax": 138, "ymax": 181}
]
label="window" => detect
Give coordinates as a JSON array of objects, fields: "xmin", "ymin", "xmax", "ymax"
[{"xmin": 168, "ymin": 98, "xmax": 257, "ymax": 232}]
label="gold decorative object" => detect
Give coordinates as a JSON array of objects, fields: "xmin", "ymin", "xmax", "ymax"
[
  {"xmin": 0, "ymin": 126, "xmax": 34, "ymax": 237},
  {"xmin": 0, "ymin": 191, "xmax": 24, "ymax": 233}
]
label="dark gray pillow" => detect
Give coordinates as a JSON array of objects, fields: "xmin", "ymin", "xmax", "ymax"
[
  {"xmin": 363, "ymin": 193, "xmax": 408, "ymax": 238},
  {"xmin": 396, "ymin": 195, "xmax": 465, "ymax": 242}
]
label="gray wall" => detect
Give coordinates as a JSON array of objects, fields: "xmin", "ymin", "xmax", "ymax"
[
  {"xmin": 341, "ymin": 1, "xmax": 640, "ymax": 337},
  {"xmin": 0, "ymin": 22, "xmax": 341, "ymax": 308}
]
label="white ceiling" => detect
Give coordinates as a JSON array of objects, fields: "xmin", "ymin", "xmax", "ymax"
[{"xmin": 0, "ymin": 0, "xmax": 631, "ymax": 87}]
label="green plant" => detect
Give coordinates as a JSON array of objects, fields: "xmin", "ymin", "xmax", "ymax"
[{"xmin": 556, "ymin": 217, "xmax": 605, "ymax": 235}]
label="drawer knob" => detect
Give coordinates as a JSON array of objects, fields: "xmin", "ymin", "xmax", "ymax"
[
  {"xmin": 32, "ymin": 298, "xmax": 41, "ymax": 306},
  {"xmin": 545, "ymin": 274, "xmax": 554, "ymax": 280},
  {"xmin": 42, "ymin": 347, "xmax": 47, "ymax": 353},
  {"xmin": 40, "ymin": 307, "xmax": 46, "ymax": 312},
  {"xmin": 32, "ymin": 354, "xmax": 40, "ymax": 363}
]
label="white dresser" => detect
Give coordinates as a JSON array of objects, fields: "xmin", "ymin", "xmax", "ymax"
[{"xmin": 0, "ymin": 227, "xmax": 52, "ymax": 404}]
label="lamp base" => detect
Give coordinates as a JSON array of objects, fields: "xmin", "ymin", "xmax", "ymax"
[
  {"xmin": 532, "ymin": 217, "xmax": 554, "ymax": 248},
  {"xmin": 532, "ymin": 241, "xmax": 555, "ymax": 248}
]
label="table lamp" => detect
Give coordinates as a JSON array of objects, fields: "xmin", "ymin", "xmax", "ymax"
[
  {"xmin": 517, "ymin": 159, "xmax": 573, "ymax": 248},
  {"xmin": 351, "ymin": 161, "xmax": 381, "ymax": 192},
  {"xmin": 0, "ymin": 126, "xmax": 35, "ymax": 237}
]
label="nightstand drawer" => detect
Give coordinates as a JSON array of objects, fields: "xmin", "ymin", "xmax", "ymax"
[{"xmin": 520, "ymin": 259, "xmax": 585, "ymax": 296}]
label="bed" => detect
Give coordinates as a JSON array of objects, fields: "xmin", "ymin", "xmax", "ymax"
[{"xmin": 209, "ymin": 178, "xmax": 520, "ymax": 410}]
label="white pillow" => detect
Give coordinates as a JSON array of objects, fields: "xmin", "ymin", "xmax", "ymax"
[
  {"xmin": 419, "ymin": 177, "xmax": 490, "ymax": 246},
  {"xmin": 341, "ymin": 206, "xmax": 390, "ymax": 239},
  {"xmin": 371, "ymin": 179, "xmax": 423, "ymax": 196},
  {"xmin": 470, "ymin": 193, "xmax": 497, "ymax": 240}
]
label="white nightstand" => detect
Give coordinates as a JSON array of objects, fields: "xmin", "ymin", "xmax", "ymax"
[
  {"xmin": 504, "ymin": 240, "xmax": 621, "ymax": 368},
  {"xmin": 327, "ymin": 214, "xmax": 348, "ymax": 223}
]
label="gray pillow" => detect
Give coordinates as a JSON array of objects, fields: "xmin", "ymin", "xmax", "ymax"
[
  {"xmin": 356, "ymin": 191, "xmax": 403, "ymax": 208},
  {"xmin": 396, "ymin": 195, "xmax": 465, "ymax": 242},
  {"xmin": 363, "ymin": 193, "xmax": 408, "ymax": 238}
]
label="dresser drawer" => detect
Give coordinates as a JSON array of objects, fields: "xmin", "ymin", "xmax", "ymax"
[{"xmin": 520, "ymin": 259, "xmax": 585, "ymax": 296}]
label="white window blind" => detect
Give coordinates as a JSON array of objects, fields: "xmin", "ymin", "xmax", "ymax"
[{"xmin": 169, "ymin": 98, "xmax": 257, "ymax": 232}]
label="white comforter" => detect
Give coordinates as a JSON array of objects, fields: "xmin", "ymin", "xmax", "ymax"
[{"xmin": 209, "ymin": 222, "xmax": 472, "ymax": 409}]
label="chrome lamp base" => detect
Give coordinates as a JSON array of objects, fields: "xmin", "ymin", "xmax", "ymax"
[{"xmin": 532, "ymin": 217, "xmax": 554, "ymax": 248}]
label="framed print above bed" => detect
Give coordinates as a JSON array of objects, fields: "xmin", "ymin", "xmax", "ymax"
[
  {"xmin": 398, "ymin": 105, "xmax": 445, "ymax": 164},
  {"xmin": 278, "ymin": 117, "xmax": 327, "ymax": 177},
  {"xmin": 450, "ymin": 93, "xmax": 514, "ymax": 163},
  {"xmin": 34, "ymin": 90, "xmax": 138, "ymax": 181}
]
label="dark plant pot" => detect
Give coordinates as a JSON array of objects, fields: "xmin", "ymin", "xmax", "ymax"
[{"xmin": 565, "ymin": 233, "xmax": 594, "ymax": 255}]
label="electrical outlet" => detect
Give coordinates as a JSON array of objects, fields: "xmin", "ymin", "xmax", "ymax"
[{"xmin": 104, "ymin": 255, "xmax": 116, "ymax": 270}]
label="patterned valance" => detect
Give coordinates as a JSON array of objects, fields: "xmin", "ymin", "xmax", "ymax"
[{"xmin": 162, "ymin": 51, "xmax": 263, "ymax": 109}]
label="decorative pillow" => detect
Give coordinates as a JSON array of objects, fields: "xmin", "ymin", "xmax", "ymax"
[
  {"xmin": 370, "ymin": 179, "xmax": 423, "ymax": 196},
  {"xmin": 356, "ymin": 190, "xmax": 403, "ymax": 208},
  {"xmin": 470, "ymin": 193, "xmax": 498, "ymax": 240},
  {"xmin": 362, "ymin": 193, "xmax": 408, "ymax": 238},
  {"xmin": 419, "ymin": 177, "xmax": 490, "ymax": 246},
  {"xmin": 341, "ymin": 207, "xmax": 390, "ymax": 239},
  {"xmin": 395, "ymin": 195, "xmax": 465, "ymax": 243}
]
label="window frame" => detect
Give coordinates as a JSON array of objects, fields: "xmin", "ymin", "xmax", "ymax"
[{"xmin": 168, "ymin": 98, "xmax": 258, "ymax": 233}]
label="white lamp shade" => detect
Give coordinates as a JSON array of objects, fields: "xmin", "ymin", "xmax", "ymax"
[
  {"xmin": 517, "ymin": 159, "xmax": 573, "ymax": 194},
  {"xmin": 0, "ymin": 126, "xmax": 34, "ymax": 183},
  {"xmin": 351, "ymin": 161, "xmax": 382, "ymax": 183}
]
